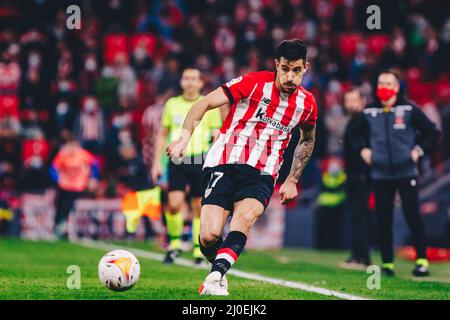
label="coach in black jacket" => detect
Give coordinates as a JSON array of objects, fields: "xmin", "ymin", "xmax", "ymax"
[{"xmin": 352, "ymin": 70, "xmax": 441, "ymax": 277}]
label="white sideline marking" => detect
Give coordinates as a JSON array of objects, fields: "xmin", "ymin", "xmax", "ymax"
[{"xmin": 74, "ymin": 239, "xmax": 371, "ymax": 300}]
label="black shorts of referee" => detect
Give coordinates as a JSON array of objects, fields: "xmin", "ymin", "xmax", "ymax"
[{"xmin": 168, "ymin": 153, "xmax": 206, "ymax": 198}]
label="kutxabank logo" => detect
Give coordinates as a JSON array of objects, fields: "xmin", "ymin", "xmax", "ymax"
[{"xmin": 255, "ymin": 108, "xmax": 291, "ymax": 133}]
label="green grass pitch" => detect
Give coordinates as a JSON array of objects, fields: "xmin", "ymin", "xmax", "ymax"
[{"xmin": 0, "ymin": 238, "xmax": 448, "ymax": 300}]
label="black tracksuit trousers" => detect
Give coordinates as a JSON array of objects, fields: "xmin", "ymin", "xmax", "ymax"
[
  {"xmin": 348, "ymin": 178, "xmax": 372, "ymax": 263},
  {"xmin": 373, "ymin": 178, "xmax": 427, "ymax": 264}
]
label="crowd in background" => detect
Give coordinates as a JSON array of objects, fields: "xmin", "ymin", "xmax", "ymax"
[{"xmin": 0, "ymin": 0, "xmax": 449, "ymax": 219}]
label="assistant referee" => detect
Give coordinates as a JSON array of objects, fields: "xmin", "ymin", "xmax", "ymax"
[{"xmin": 152, "ymin": 67, "xmax": 222, "ymax": 264}]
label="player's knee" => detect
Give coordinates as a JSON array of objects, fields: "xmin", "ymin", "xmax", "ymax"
[
  {"xmin": 167, "ymin": 202, "xmax": 182, "ymax": 213},
  {"xmin": 200, "ymin": 231, "xmax": 220, "ymax": 246}
]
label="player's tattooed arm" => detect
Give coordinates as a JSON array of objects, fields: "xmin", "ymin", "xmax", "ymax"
[
  {"xmin": 287, "ymin": 125, "xmax": 316, "ymax": 183},
  {"xmin": 279, "ymin": 126, "xmax": 315, "ymax": 205}
]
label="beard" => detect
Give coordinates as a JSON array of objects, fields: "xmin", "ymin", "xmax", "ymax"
[{"xmin": 281, "ymin": 83, "xmax": 297, "ymax": 93}]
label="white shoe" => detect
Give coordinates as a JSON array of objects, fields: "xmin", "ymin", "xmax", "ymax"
[
  {"xmin": 198, "ymin": 271, "xmax": 229, "ymax": 296},
  {"xmin": 221, "ymin": 274, "xmax": 228, "ymax": 291}
]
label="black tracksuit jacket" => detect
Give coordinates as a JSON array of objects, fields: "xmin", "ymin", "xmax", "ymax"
[{"xmin": 349, "ymin": 96, "xmax": 441, "ymax": 180}]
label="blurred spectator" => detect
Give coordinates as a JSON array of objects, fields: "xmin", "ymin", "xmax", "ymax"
[
  {"xmin": 51, "ymin": 98, "xmax": 76, "ymax": 143},
  {"xmin": 50, "ymin": 140, "xmax": 100, "ymax": 238},
  {"xmin": 102, "ymin": 53, "xmax": 138, "ymax": 107},
  {"xmin": 314, "ymin": 156, "xmax": 347, "ymax": 250},
  {"xmin": 130, "ymin": 40, "xmax": 154, "ymax": 78},
  {"xmin": 136, "ymin": 79, "xmax": 158, "ymax": 112},
  {"xmin": 340, "ymin": 87, "xmax": 372, "ymax": 268},
  {"xmin": 0, "ymin": 47, "xmax": 21, "ymax": 96},
  {"xmin": 95, "ymin": 74, "xmax": 119, "ymax": 111},
  {"xmin": 380, "ymin": 28, "xmax": 412, "ymax": 70},
  {"xmin": 214, "ymin": 16, "xmax": 236, "ymax": 57},
  {"xmin": 19, "ymin": 49, "xmax": 49, "ymax": 111},
  {"xmin": 73, "ymin": 96, "xmax": 106, "ymax": 154},
  {"xmin": 323, "ymin": 83, "xmax": 349, "ymax": 156},
  {"xmin": 50, "ymin": 58, "xmax": 78, "ymax": 107},
  {"xmin": 0, "ymin": 115, "xmax": 21, "ymax": 138},
  {"xmin": 0, "ymin": 198, "xmax": 16, "ymax": 236},
  {"xmin": 181, "ymin": 15, "xmax": 213, "ymax": 59},
  {"xmin": 0, "ymin": 137, "xmax": 21, "ymax": 193},
  {"xmin": 114, "ymin": 142, "xmax": 152, "ymax": 192},
  {"xmin": 79, "ymin": 53, "xmax": 100, "ymax": 95},
  {"xmin": 141, "ymin": 94, "xmax": 167, "ymax": 171},
  {"xmin": 106, "ymin": 112, "xmax": 139, "ymax": 172},
  {"xmin": 97, "ymin": 0, "xmax": 133, "ymax": 33},
  {"xmin": 21, "ymin": 108, "xmax": 48, "ymax": 139},
  {"xmin": 21, "ymin": 129, "xmax": 50, "ymax": 191},
  {"xmin": 144, "ymin": 0, "xmax": 185, "ymax": 40},
  {"xmin": 156, "ymin": 56, "xmax": 180, "ymax": 95},
  {"xmin": 421, "ymin": 101, "xmax": 442, "ymax": 131}
]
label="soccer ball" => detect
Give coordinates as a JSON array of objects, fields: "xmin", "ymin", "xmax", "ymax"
[{"xmin": 98, "ymin": 250, "xmax": 140, "ymax": 291}]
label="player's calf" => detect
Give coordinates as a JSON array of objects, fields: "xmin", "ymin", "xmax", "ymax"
[
  {"xmin": 201, "ymin": 198, "xmax": 264, "ymax": 285},
  {"xmin": 199, "ymin": 233, "xmax": 223, "ymax": 263},
  {"xmin": 210, "ymin": 231, "xmax": 247, "ymax": 277},
  {"xmin": 229, "ymin": 199, "xmax": 264, "ymax": 235},
  {"xmin": 198, "ymin": 204, "xmax": 230, "ymax": 263}
]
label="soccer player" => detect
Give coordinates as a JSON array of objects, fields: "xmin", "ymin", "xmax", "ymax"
[
  {"xmin": 152, "ymin": 67, "xmax": 222, "ymax": 264},
  {"xmin": 166, "ymin": 39, "xmax": 317, "ymax": 295}
]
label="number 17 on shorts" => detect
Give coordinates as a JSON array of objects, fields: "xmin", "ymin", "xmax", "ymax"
[{"xmin": 204, "ymin": 172, "xmax": 224, "ymax": 198}]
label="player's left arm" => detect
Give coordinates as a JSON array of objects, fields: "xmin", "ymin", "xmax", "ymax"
[{"xmin": 279, "ymin": 125, "xmax": 316, "ymax": 205}]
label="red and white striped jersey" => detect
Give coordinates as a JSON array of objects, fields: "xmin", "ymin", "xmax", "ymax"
[{"xmin": 203, "ymin": 71, "xmax": 318, "ymax": 179}]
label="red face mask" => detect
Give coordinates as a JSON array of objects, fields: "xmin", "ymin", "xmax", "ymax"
[{"xmin": 377, "ymin": 87, "xmax": 397, "ymax": 101}]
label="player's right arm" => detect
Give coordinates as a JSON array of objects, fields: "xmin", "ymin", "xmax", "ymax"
[
  {"xmin": 279, "ymin": 125, "xmax": 316, "ymax": 205},
  {"xmin": 166, "ymin": 87, "xmax": 229, "ymax": 160},
  {"xmin": 279, "ymin": 91, "xmax": 318, "ymax": 205}
]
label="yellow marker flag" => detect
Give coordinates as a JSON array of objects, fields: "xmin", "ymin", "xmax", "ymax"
[{"xmin": 121, "ymin": 187, "xmax": 161, "ymax": 233}]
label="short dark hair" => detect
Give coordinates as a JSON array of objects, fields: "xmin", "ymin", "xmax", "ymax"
[
  {"xmin": 276, "ymin": 39, "xmax": 307, "ymax": 62},
  {"xmin": 378, "ymin": 68, "xmax": 401, "ymax": 82},
  {"xmin": 183, "ymin": 66, "xmax": 201, "ymax": 73},
  {"xmin": 344, "ymin": 86, "xmax": 364, "ymax": 98},
  {"xmin": 182, "ymin": 66, "xmax": 203, "ymax": 79}
]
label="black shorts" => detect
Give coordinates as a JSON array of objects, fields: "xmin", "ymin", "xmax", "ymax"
[
  {"xmin": 168, "ymin": 154, "xmax": 205, "ymax": 198},
  {"xmin": 201, "ymin": 164, "xmax": 275, "ymax": 212}
]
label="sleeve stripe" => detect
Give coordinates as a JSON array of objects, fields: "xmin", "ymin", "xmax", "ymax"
[
  {"xmin": 299, "ymin": 92, "xmax": 317, "ymax": 130},
  {"xmin": 221, "ymin": 85, "xmax": 234, "ymax": 104}
]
